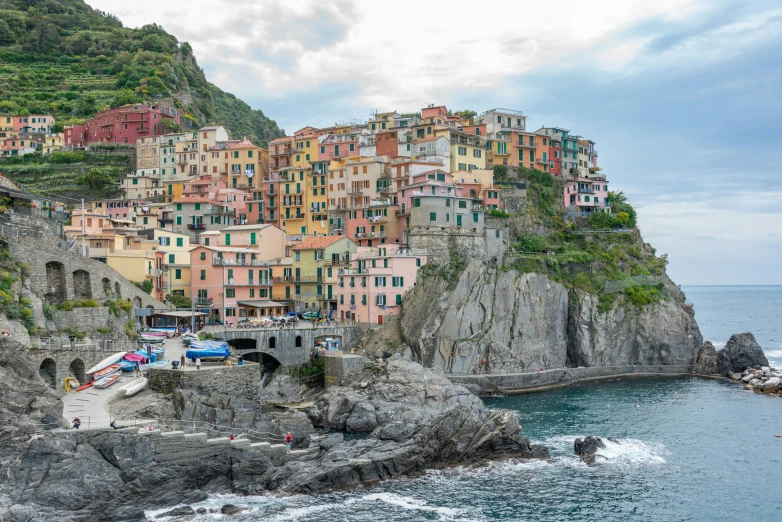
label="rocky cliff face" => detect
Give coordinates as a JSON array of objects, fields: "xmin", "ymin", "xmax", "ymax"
[{"xmin": 397, "ymin": 259, "xmax": 702, "ymax": 375}]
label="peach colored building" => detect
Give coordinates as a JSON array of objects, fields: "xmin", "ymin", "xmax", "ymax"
[{"xmin": 337, "ymin": 246, "xmax": 427, "ymax": 325}]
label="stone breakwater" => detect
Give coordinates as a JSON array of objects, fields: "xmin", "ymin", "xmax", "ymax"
[{"xmin": 729, "ymin": 366, "xmax": 782, "ymax": 397}]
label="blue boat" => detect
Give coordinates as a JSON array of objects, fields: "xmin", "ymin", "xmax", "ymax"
[
  {"xmin": 119, "ymin": 360, "xmax": 138, "ymax": 372},
  {"xmin": 186, "ymin": 340, "xmax": 230, "ymax": 362}
]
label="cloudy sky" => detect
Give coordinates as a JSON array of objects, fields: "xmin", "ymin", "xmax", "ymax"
[{"xmin": 89, "ymin": 0, "xmax": 782, "ymax": 285}]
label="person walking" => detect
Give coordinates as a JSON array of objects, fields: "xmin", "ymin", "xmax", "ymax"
[
  {"xmin": 285, "ymin": 432, "xmax": 293, "ymax": 453},
  {"xmin": 180, "ymin": 354, "xmax": 185, "ymax": 370},
  {"xmin": 195, "ymin": 357, "xmax": 201, "ymax": 370},
  {"xmin": 135, "ymin": 363, "xmax": 141, "ymax": 378}
]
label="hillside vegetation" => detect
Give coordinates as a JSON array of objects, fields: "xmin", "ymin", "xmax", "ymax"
[
  {"xmin": 0, "ymin": 0, "xmax": 284, "ymax": 145},
  {"xmin": 0, "ymin": 147, "xmax": 131, "ymax": 199},
  {"xmin": 494, "ymin": 166, "xmax": 670, "ymax": 311}
]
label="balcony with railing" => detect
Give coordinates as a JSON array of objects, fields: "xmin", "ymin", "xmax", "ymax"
[
  {"xmin": 225, "ymin": 278, "xmax": 271, "ymax": 287},
  {"xmin": 207, "ymin": 207, "xmax": 236, "ymax": 217},
  {"xmin": 195, "ymin": 297, "xmax": 213, "ymax": 306},
  {"xmin": 338, "ymin": 268, "xmax": 369, "ymax": 276},
  {"xmin": 271, "ymin": 146, "xmax": 292, "ymax": 156},
  {"xmin": 212, "ymin": 256, "xmax": 269, "ymax": 267},
  {"xmin": 187, "ymin": 223, "xmax": 206, "ymax": 230},
  {"xmin": 272, "ymin": 276, "xmax": 323, "ymax": 283}
]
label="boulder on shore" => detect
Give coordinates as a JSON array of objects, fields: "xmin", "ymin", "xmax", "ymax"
[
  {"xmin": 574, "ymin": 436, "xmax": 606, "ymax": 465},
  {"xmin": 716, "ymin": 333, "xmax": 769, "ymax": 376},
  {"xmin": 308, "ymin": 357, "xmax": 484, "ymax": 432},
  {"xmin": 694, "ymin": 341, "xmax": 719, "ymax": 375}
]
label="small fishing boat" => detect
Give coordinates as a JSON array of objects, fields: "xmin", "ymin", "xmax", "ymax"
[
  {"xmin": 138, "ymin": 360, "xmax": 168, "ymax": 372},
  {"xmin": 86, "ymin": 352, "xmax": 127, "ymax": 375},
  {"xmin": 93, "ymin": 374, "xmax": 121, "ymax": 389},
  {"xmin": 93, "ymin": 364, "xmax": 121, "ymax": 380},
  {"xmin": 76, "ymin": 381, "xmax": 94, "ymax": 392},
  {"xmin": 181, "ymin": 333, "xmax": 198, "ymax": 345},
  {"xmin": 119, "ymin": 377, "xmax": 148, "ymax": 397},
  {"xmin": 119, "ymin": 360, "xmax": 138, "ymax": 372},
  {"xmin": 138, "ymin": 334, "xmax": 166, "ymax": 344}
]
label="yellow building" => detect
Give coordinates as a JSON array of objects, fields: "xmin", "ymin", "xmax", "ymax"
[
  {"xmin": 42, "ymin": 134, "xmax": 63, "ymax": 155},
  {"xmin": 291, "ymin": 235, "xmax": 356, "ymax": 313},
  {"xmin": 269, "ymin": 256, "xmax": 294, "ymax": 303},
  {"xmin": 105, "ymin": 248, "xmax": 166, "ymax": 301},
  {"xmin": 435, "ymin": 128, "xmax": 486, "ymax": 172},
  {"xmin": 143, "ymin": 229, "xmax": 193, "ymax": 298}
]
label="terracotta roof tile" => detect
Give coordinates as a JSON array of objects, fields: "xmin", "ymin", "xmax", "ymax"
[{"xmin": 292, "ymin": 235, "xmax": 346, "ymax": 250}]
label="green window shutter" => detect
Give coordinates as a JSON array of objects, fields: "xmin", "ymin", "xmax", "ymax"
[
  {"xmin": 396, "ymin": 294, "xmax": 402, "ymax": 305},
  {"xmin": 225, "ymin": 234, "xmax": 230, "ymax": 246},
  {"xmin": 176, "ymin": 216, "xmax": 182, "ymax": 225},
  {"xmin": 473, "ymin": 212, "xmax": 479, "ymax": 222},
  {"xmin": 175, "ymin": 269, "xmax": 181, "ymax": 279},
  {"xmin": 361, "ymin": 295, "xmax": 366, "ymax": 305},
  {"xmin": 204, "ymin": 238, "xmax": 210, "ymax": 246},
  {"xmin": 250, "ymin": 232, "xmax": 256, "ymax": 245},
  {"xmin": 168, "ymin": 254, "xmax": 175, "ymax": 263},
  {"xmin": 429, "ymin": 212, "xmax": 436, "ymax": 222},
  {"xmin": 176, "ymin": 238, "xmax": 183, "ymax": 247},
  {"xmin": 176, "ymin": 204, "xmax": 182, "ymax": 211},
  {"xmin": 195, "ymin": 203, "xmax": 200, "ymax": 211}
]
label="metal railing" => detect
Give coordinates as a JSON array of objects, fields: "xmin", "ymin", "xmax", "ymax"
[{"xmin": 212, "ymin": 257, "xmax": 269, "ymax": 267}]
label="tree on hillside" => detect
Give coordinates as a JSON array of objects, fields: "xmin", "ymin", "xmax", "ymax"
[
  {"xmin": 111, "ymin": 88, "xmax": 137, "ymax": 108},
  {"xmin": 25, "ymin": 21, "xmax": 61, "ymax": 52},
  {"xmin": 159, "ymin": 118, "xmax": 182, "ymax": 134},
  {"xmin": 78, "ymin": 168, "xmax": 114, "ymax": 190},
  {"xmin": 607, "ymin": 191, "xmax": 628, "ymax": 206},
  {"xmin": 0, "ymin": 20, "xmax": 11, "ymax": 45}
]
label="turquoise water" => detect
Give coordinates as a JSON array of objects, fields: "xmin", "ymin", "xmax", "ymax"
[{"xmin": 150, "ymin": 286, "xmax": 782, "ymax": 521}]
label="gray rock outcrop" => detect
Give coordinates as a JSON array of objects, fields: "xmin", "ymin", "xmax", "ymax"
[
  {"xmin": 400, "ymin": 259, "xmax": 702, "ymax": 376},
  {"xmin": 694, "ymin": 341, "xmax": 719, "ymax": 375},
  {"xmin": 308, "ymin": 357, "xmax": 485, "ymax": 432},
  {"xmin": 716, "ymin": 333, "xmax": 769, "ymax": 376},
  {"xmin": 256, "ymin": 406, "xmax": 550, "ymax": 494}
]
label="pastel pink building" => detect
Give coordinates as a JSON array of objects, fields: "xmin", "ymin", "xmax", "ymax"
[
  {"xmin": 563, "ymin": 177, "xmax": 611, "ymax": 216},
  {"xmin": 318, "ymin": 132, "xmax": 359, "ymax": 161},
  {"xmin": 336, "ymin": 246, "xmax": 428, "ymax": 325}
]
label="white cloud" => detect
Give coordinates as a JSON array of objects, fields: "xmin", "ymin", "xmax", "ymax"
[{"xmin": 87, "ymin": 0, "xmax": 706, "ymax": 114}]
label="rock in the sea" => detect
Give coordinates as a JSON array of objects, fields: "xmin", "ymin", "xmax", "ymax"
[
  {"xmin": 157, "ymin": 505, "xmax": 195, "ymax": 518},
  {"xmin": 574, "ymin": 436, "xmax": 606, "ymax": 465},
  {"xmin": 694, "ymin": 341, "xmax": 719, "ymax": 375},
  {"xmin": 763, "ymin": 377, "xmax": 781, "ymax": 391},
  {"xmin": 308, "ymin": 358, "xmax": 484, "ymax": 432},
  {"xmin": 221, "ymin": 504, "xmax": 245, "ymax": 515},
  {"xmin": 717, "ymin": 333, "xmax": 769, "ymax": 376},
  {"xmin": 196, "ymin": 507, "xmax": 207, "ymax": 514},
  {"xmin": 728, "ymin": 372, "xmax": 743, "ymax": 381}
]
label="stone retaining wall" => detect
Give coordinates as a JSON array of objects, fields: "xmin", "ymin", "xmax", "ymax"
[
  {"xmin": 149, "ymin": 363, "xmax": 262, "ymax": 400},
  {"xmin": 449, "ymin": 365, "xmax": 696, "ymax": 394},
  {"xmin": 0, "ymin": 212, "xmax": 162, "ymax": 308},
  {"xmin": 53, "ymin": 308, "xmax": 133, "ymax": 341}
]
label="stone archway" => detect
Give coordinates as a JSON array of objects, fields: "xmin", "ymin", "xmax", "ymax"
[
  {"xmin": 102, "ymin": 278, "xmax": 112, "ymax": 296},
  {"xmin": 243, "ymin": 352, "xmax": 281, "ymax": 374},
  {"xmin": 133, "ymin": 297, "xmax": 142, "ymax": 308},
  {"xmin": 69, "ymin": 358, "xmax": 86, "ymax": 385},
  {"xmin": 45, "ymin": 261, "xmax": 66, "ymax": 304},
  {"xmin": 39, "ymin": 358, "xmax": 57, "ymax": 389},
  {"xmin": 230, "ymin": 338, "xmax": 257, "ymax": 351},
  {"xmin": 295, "ymin": 335, "xmax": 302, "ymax": 348},
  {"xmin": 73, "ymin": 270, "xmax": 91, "ymax": 299},
  {"xmin": 268, "ymin": 336, "xmax": 276, "ymax": 349}
]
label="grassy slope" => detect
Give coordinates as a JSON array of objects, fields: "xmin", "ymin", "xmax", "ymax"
[{"xmin": 0, "ymin": 0, "xmax": 284, "ymax": 145}]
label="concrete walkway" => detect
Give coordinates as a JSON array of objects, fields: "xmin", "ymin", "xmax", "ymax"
[{"xmin": 62, "ymin": 372, "xmax": 141, "ymax": 429}]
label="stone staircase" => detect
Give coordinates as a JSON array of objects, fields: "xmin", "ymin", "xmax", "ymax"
[{"xmin": 54, "ymin": 426, "xmax": 312, "ymax": 457}]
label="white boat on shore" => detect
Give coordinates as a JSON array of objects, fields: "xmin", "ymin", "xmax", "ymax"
[
  {"xmin": 118, "ymin": 377, "xmax": 148, "ymax": 396},
  {"xmin": 86, "ymin": 352, "xmax": 126, "ymax": 375}
]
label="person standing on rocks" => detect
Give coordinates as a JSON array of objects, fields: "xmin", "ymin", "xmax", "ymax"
[{"xmin": 285, "ymin": 432, "xmax": 293, "ymax": 453}]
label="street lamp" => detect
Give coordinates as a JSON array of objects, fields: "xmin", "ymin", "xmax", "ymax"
[{"xmin": 190, "ymin": 294, "xmax": 195, "ymax": 333}]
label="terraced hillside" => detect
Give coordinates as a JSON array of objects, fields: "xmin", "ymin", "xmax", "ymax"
[
  {"xmin": 0, "ymin": 147, "xmax": 132, "ymax": 200},
  {"xmin": 0, "ymin": 0, "xmax": 284, "ymax": 144}
]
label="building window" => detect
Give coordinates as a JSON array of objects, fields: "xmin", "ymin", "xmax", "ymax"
[
  {"xmin": 429, "ymin": 212, "xmax": 436, "ymax": 222},
  {"xmin": 226, "ymin": 289, "xmax": 235, "ymax": 298},
  {"xmin": 176, "ymin": 238, "xmax": 183, "ymax": 247},
  {"xmin": 200, "ymin": 252, "xmax": 206, "ymax": 260},
  {"xmin": 175, "ymin": 269, "xmax": 181, "ymax": 279},
  {"xmin": 199, "ymin": 270, "xmax": 206, "ymax": 280}
]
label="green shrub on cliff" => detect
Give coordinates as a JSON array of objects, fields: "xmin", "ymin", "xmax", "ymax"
[
  {"xmin": 106, "ymin": 299, "xmax": 133, "ymax": 317},
  {"xmin": 73, "ymin": 299, "xmax": 98, "ymax": 308},
  {"xmin": 56, "ymin": 300, "xmax": 73, "ymax": 311},
  {"xmin": 625, "ymin": 284, "xmax": 664, "ymax": 307}
]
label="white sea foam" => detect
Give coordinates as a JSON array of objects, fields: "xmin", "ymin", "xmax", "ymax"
[{"xmin": 539, "ymin": 435, "xmax": 669, "ymax": 468}]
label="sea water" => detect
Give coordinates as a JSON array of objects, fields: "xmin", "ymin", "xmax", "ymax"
[{"xmin": 149, "ymin": 286, "xmax": 782, "ymax": 521}]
